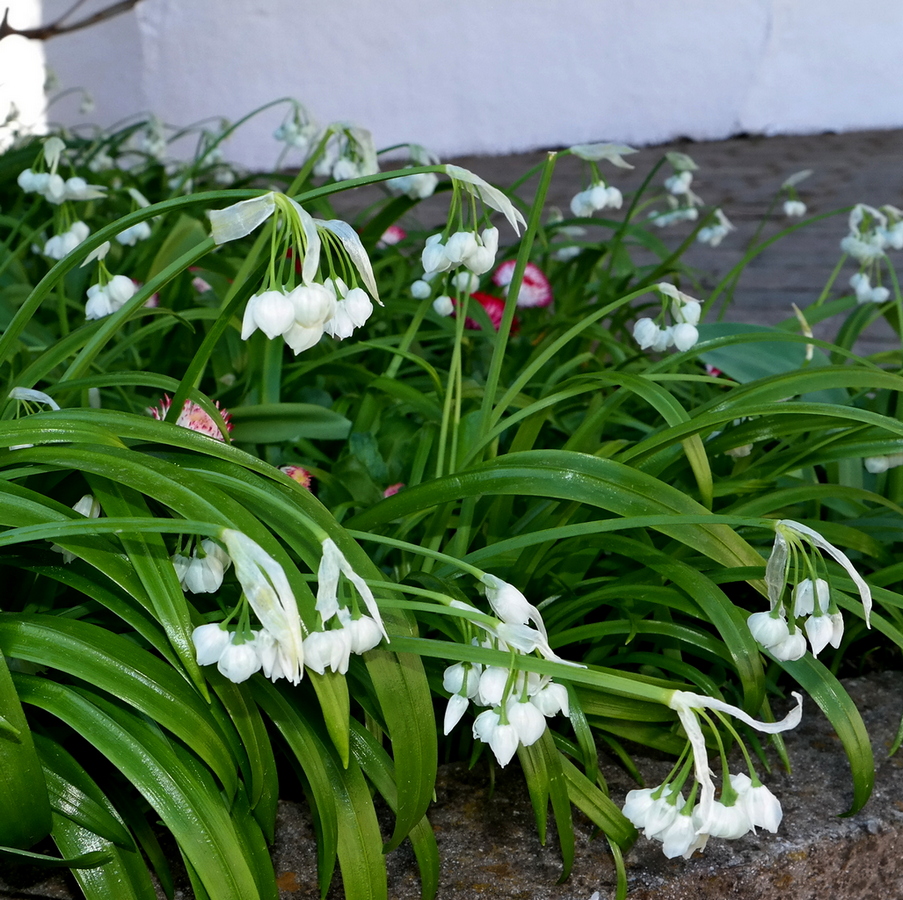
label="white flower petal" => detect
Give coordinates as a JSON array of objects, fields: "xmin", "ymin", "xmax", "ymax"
[
  {"xmin": 778, "ymin": 519, "xmax": 872, "ymax": 626},
  {"xmin": 208, "ymin": 192, "xmax": 276, "ymax": 244},
  {"xmin": 317, "ymin": 218, "xmax": 381, "ymax": 304},
  {"xmin": 569, "ymin": 142, "xmax": 638, "ymax": 169},
  {"xmin": 444, "ymin": 164, "xmax": 527, "ymax": 235}
]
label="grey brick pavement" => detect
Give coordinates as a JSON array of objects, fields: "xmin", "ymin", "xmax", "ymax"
[{"xmin": 447, "ymin": 129, "xmax": 903, "ymax": 354}]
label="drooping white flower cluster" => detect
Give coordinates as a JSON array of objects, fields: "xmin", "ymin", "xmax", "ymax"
[
  {"xmin": 305, "ymin": 538, "xmax": 386, "ymax": 675},
  {"xmin": 864, "ymin": 451, "xmax": 903, "ymax": 474},
  {"xmin": 781, "ymin": 169, "xmax": 812, "ymax": 219},
  {"xmin": 313, "ymin": 124, "xmax": 379, "ymax": 182},
  {"xmin": 273, "ymin": 103, "xmax": 319, "ymax": 156},
  {"xmin": 421, "ymin": 227, "xmax": 500, "ymax": 277},
  {"xmin": 85, "ymin": 274, "xmax": 137, "ymax": 320},
  {"xmin": 412, "ymin": 165, "xmax": 527, "ymax": 299},
  {"xmin": 386, "ymin": 144, "xmax": 440, "ymax": 201},
  {"xmin": 624, "ymin": 691, "xmax": 801, "ymax": 859},
  {"xmin": 18, "ymin": 137, "xmax": 105, "ymax": 206},
  {"xmin": 697, "ymin": 208, "xmax": 735, "ymax": 247},
  {"xmin": 441, "ymin": 575, "xmax": 579, "ymax": 767},
  {"xmin": 567, "ymin": 141, "xmax": 635, "ymax": 218},
  {"xmin": 210, "ymin": 192, "xmax": 380, "ymax": 354},
  {"xmin": 849, "ymin": 271, "xmax": 889, "ymax": 304},
  {"xmin": 42, "ymin": 221, "xmax": 90, "ymax": 260},
  {"xmin": 840, "ymin": 204, "xmax": 903, "ymax": 263},
  {"xmin": 18, "ymin": 170, "xmax": 106, "ymax": 205},
  {"xmin": 569, "ymin": 182, "xmax": 623, "ymax": 217},
  {"xmin": 747, "ymin": 519, "xmax": 871, "ymax": 661},
  {"xmin": 173, "ymin": 538, "xmax": 232, "ymax": 594},
  {"xmin": 649, "ymin": 153, "xmax": 705, "ymax": 229},
  {"xmin": 190, "ymin": 533, "xmax": 386, "ymax": 686},
  {"xmin": 633, "ymin": 283, "xmax": 702, "ymax": 353}
]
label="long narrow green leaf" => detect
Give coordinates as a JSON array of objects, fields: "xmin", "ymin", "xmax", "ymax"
[
  {"xmin": 0, "ymin": 648, "xmax": 51, "ymax": 848},
  {"xmin": 0, "ymin": 616, "xmax": 238, "ymax": 798},
  {"xmin": 349, "ymin": 721, "xmax": 439, "ymax": 900},
  {"xmin": 254, "ymin": 680, "xmax": 389, "ymax": 900},
  {"xmin": 777, "ymin": 654, "xmax": 874, "ymax": 815},
  {"xmin": 15, "ymin": 676, "xmax": 264, "ymax": 900}
]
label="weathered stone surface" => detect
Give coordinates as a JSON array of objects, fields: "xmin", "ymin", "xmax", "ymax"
[{"xmin": 2, "ymin": 672, "xmax": 902, "ymax": 899}]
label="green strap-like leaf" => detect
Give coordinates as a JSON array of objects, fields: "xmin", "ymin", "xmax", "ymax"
[
  {"xmin": 777, "ymin": 654, "xmax": 874, "ymax": 815},
  {"xmin": 0, "ymin": 648, "xmax": 51, "ymax": 848},
  {"xmin": 0, "ymin": 615, "xmax": 238, "ymax": 798},
  {"xmin": 15, "ymin": 675, "xmax": 264, "ymax": 900}
]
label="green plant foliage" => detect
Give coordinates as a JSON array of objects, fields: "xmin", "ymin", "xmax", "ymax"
[{"xmin": 0, "ymin": 102, "xmax": 900, "ymax": 899}]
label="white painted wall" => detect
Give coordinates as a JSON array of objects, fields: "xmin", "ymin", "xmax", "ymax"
[
  {"xmin": 0, "ymin": 0, "xmax": 45, "ymax": 145},
  {"xmin": 20, "ymin": 0, "xmax": 903, "ymax": 166}
]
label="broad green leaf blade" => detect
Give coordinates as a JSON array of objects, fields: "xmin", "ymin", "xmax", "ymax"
[
  {"xmin": 349, "ymin": 721, "xmax": 439, "ymax": 900},
  {"xmin": 0, "ymin": 649, "xmax": 51, "ymax": 848},
  {"xmin": 34, "ymin": 734, "xmax": 134, "ymax": 850},
  {"xmin": 254, "ymin": 681, "xmax": 387, "ymax": 900},
  {"xmin": 516, "ymin": 738, "xmax": 551, "ymax": 845},
  {"xmin": 777, "ymin": 654, "xmax": 874, "ymax": 815},
  {"xmin": 15, "ymin": 676, "xmax": 264, "ymax": 900},
  {"xmin": 229, "ymin": 403, "xmax": 352, "ymax": 443},
  {"xmin": 0, "ymin": 615, "xmax": 239, "ymax": 798},
  {"xmin": 86, "ymin": 477, "xmax": 207, "ymax": 696},
  {"xmin": 559, "ymin": 755, "xmax": 636, "ymax": 848},
  {"xmin": 0, "ymin": 843, "xmax": 111, "ymax": 868}
]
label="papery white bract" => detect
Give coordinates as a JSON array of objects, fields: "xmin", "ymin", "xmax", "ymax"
[{"xmin": 219, "ymin": 529, "xmax": 305, "ymax": 684}]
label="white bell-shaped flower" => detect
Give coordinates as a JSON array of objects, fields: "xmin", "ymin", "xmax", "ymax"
[
  {"xmin": 217, "ymin": 635, "xmax": 261, "ymax": 683},
  {"xmin": 633, "ymin": 317, "xmax": 659, "ymax": 350},
  {"xmin": 505, "ymin": 697, "xmax": 546, "ymax": 747},
  {"xmin": 421, "ymin": 234, "xmax": 453, "ymax": 273},
  {"xmin": 192, "ymin": 623, "xmax": 232, "ymax": 666},
  {"xmin": 472, "ymin": 708, "xmax": 519, "ymax": 767},
  {"xmin": 444, "ymin": 693, "xmax": 470, "ymax": 735},
  {"xmin": 324, "ymin": 286, "xmax": 373, "ymax": 340},
  {"xmin": 531, "ymin": 681, "xmax": 569, "ymax": 717},
  {"xmin": 291, "ymin": 283, "xmax": 337, "ymax": 328},
  {"xmin": 747, "ymin": 610, "xmax": 790, "ymax": 650},
  {"xmin": 432, "ymin": 295, "xmax": 454, "ymax": 316},
  {"xmin": 671, "ymin": 323, "xmax": 699, "ymax": 351},
  {"xmin": 181, "ymin": 552, "xmax": 225, "ymax": 594},
  {"xmin": 242, "ymin": 289, "xmax": 296, "ymax": 339},
  {"xmin": 344, "ymin": 614, "xmax": 383, "ymax": 653},
  {"xmin": 660, "ymin": 812, "xmax": 703, "ymax": 859},
  {"xmin": 767, "ymin": 630, "xmax": 807, "ymax": 661},
  {"xmin": 443, "ymin": 662, "xmax": 481, "ymax": 698},
  {"xmin": 303, "ymin": 628, "xmax": 353, "ymax": 675},
  {"xmin": 792, "ymin": 577, "xmax": 830, "ymax": 618},
  {"xmin": 730, "ymin": 773, "xmax": 782, "ymax": 833},
  {"xmin": 606, "ymin": 186, "xmax": 623, "ymax": 209},
  {"xmin": 570, "ymin": 190, "xmax": 595, "ymax": 217},
  {"xmin": 444, "ymin": 231, "xmax": 478, "ymax": 265},
  {"xmin": 477, "ymin": 665, "xmax": 509, "ymax": 708},
  {"xmin": 651, "ymin": 325, "xmax": 674, "ymax": 352},
  {"xmin": 699, "ymin": 799, "xmax": 751, "ymax": 839}
]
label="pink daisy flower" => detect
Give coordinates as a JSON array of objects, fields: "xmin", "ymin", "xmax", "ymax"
[
  {"xmin": 280, "ymin": 465, "xmax": 313, "ymax": 490},
  {"xmin": 378, "ymin": 225, "xmax": 406, "ymax": 247},
  {"xmin": 456, "ymin": 292, "xmax": 519, "ymax": 333},
  {"xmin": 148, "ymin": 395, "xmax": 233, "ymax": 441},
  {"xmin": 491, "ymin": 260, "xmax": 552, "ymax": 308}
]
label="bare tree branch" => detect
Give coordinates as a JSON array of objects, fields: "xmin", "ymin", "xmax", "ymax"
[{"xmin": 0, "ymin": 0, "xmax": 142, "ymax": 42}]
